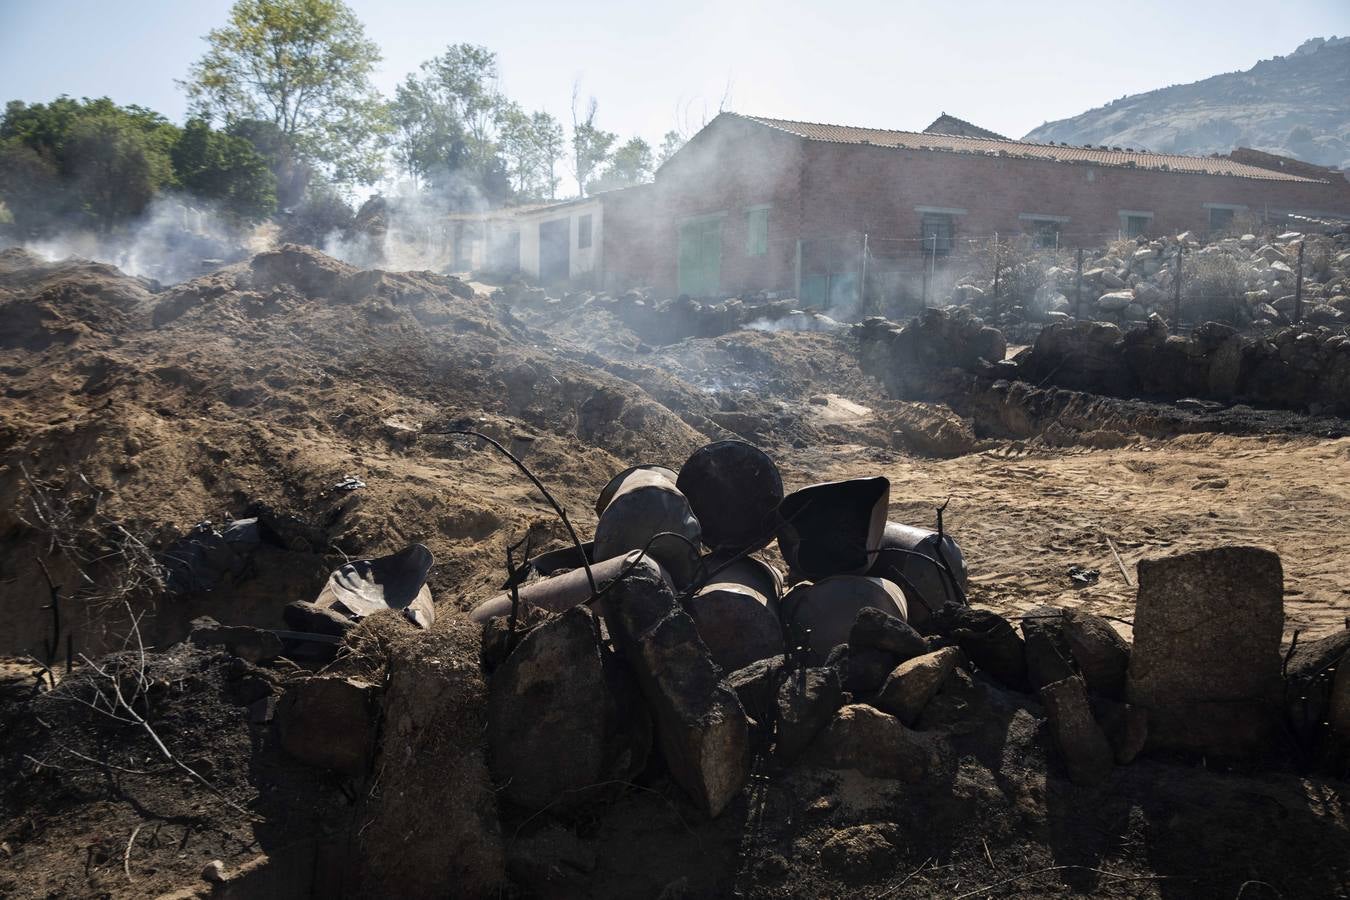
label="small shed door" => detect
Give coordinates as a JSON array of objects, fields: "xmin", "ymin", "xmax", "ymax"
[
  {"xmin": 539, "ymin": 219, "xmax": 571, "ymax": 284},
  {"xmin": 678, "ymin": 217, "xmax": 722, "ymax": 297}
]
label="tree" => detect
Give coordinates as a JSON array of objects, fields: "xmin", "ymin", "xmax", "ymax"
[
  {"xmin": 172, "ymin": 119, "xmax": 277, "ymax": 222},
  {"xmin": 656, "ymin": 130, "xmax": 685, "ymax": 168},
  {"xmin": 0, "ymin": 140, "xmax": 68, "ymax": 236},
  {"xmin": 390, "ymin": 43, "xmax": 513, "ymax": 204},
  {"xmin": 589, "ymin": 137, "xmax": 653, "ymax": 193},
  {"xmin": 226, "ymin": 118, "xmax": 312, "ymax": 208},
  {"xmin": 570, "ymin": 89, "xmax": 616, "ymax": 197},
  {"xmin": 66, "ymin": 115, "xmax": 173, "ymax": 231},
  {"xmin": 182, "ymin": 0, "xmax": 388, "ymax": 186},
  {"xmin": 498, "ymin": 105, "xmax": 566, "ymax": 201},
  {"xmin": 531, "ymin": 111, "xmax": 566, "ymax": 200}
]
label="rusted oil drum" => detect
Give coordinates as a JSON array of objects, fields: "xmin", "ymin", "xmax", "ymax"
[
  {"xmin": 865, "ymin": 522, "xmax": 968, "ymax": 629},
  {"xmin": 470, "ymin": 551, "xmax": 672, "ymax": 623},
  {"xmin": 594, "ymin": 468, "xmax": 701, "ymax": 587},
  {"xmin": 685, "ymin": 582, "xmax": 784, "ymax": 672},
  {"xmin": 700, "ymin": 551, "xmax": 785, "ymax": 612},
  {"xmin": 776, "ymin": 477, "xmax": 890, "ymax": 579},
  {"xmin": 316, "ymin": 543, "xmax": 436, "ymax": 629},
  {"xmin": 500, "ymin": 541, "xmax": 596, "ymax": 590},
  {"xmin": 594, "ymin": 464, "xmax": 679, "ymax": 516},
  {"xmin": 778, "ymin": 575, "xmax": 907, "ymax": 663},
  {"xmin": 677, "ymin": 440, "xmax": 783, "ymax": 554}
]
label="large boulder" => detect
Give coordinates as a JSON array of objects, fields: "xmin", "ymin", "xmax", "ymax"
[
  {"xmin": 1128, "ymin": 546, "xmax": 1284, "ymax": 757},
  {"xmin": 1062, "ymin": 609, "xmax": 1130, "ymax": 700},
  {"xmin": 726, "ymin": 655, "xmax": 785, "ymax": 727},
  {"xmin": 486, "ymin": 607, "xmax": 613, "ymax": 811},
  {"xmin": 1019, "ymin": 320, "xmax": 1131, "ymax": 396},
  {"xmin": 1020, "ymin": 606, "xmax": 1075, "ymax": 691},
  {"xmin": 603, "ymin": 558, "xmax": 749, "ymax": 817},
  {"xmin": 872, "ymin": 648, "xmax": 965, "ymax": 726},
  {"xmin": 849, "ymin": 607, "xmax": 927, "ymax": 662}
]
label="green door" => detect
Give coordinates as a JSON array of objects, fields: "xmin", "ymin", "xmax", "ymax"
[{"xmin": 678, "ymin": 217, "xmax": 722, "ymax": 297}]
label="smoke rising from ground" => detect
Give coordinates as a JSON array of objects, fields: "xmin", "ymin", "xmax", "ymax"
[{"xmin": 17, "ymin": 194, "xmax": 275, "ymax": 284}]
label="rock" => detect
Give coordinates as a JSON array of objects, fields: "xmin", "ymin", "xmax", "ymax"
[
  {"xmin": 872, "ymin": 648, "xmax": 965, "ymax": 725},
  {"xmin": 1092, "ymin": 697, "xmax": 1149, "ymax": 764},
  {"xmin": 1063, "ymin": 610, "xmax": 1130, "ymax": 700},
  {"xmin": 826, "ymin": 644, "xmax": 898, "ymax": 694},
  {"xmin": 1285, "ymin": 630, "xmax": 1350, "ymax": 749},
  {"xmin": 603, "ymin": 557, "xmax": 749, "ymax": 817},
  {"xmin": 809, "ymin": 704, "xmax": 939, "ymax": 781},
  {"xmin": 486, "ymin": 606, "xmax": 613, "ymax": 811},
  {"xmin": 819, "ymin": 823, "xmax": 901, "ymax": 875},
  {"xmin": 776, "ymin": 666, "xmax": 845, "ymax": 762},
  {"xmin": 1040, "ymin": 676, "xmax": 1114, "ymax": 785},
  {"xmin": 1332, "ymin": 656, "xmax": 1350, "ymax": 742},
  {"xmin": 1128, "ymin": 546, "xmax": 1284, "ymax": 757},
  {"xmin": 202, "ymin": 860, "xmax": 226, "ymax": 883},
  {"xmin": 686, "ymin": 583, "xmax": 784, "ymax": 672},
  {"xmin": 276, "ymin": 675, "xmax": 378, "ymax": 775},
  {"xmin": 726, "ymin": 655, "xmax": 784, "ymax": 726},
  {"xmin": 927, "ymin": 604, "xmax": 1027, "ymax": 689},
  {"xmin": 849, "ymin": 607, "xmax": 927, "ymax": 662},
  {"xmin": 888, "ymin": 402, "xmax": 977, "ymax": 458},
  {"xmin": 1101, "ymin": 270, "xmax": 1126, "ymax": 289},
  {"xmin": 351, "ymin": 615, "xmax": 505, "ymax": 896},
  {"xmin": 282, "ymin": 600, "xmax": 354, "ymax": 638},
  {"xmin": 1097, "ymin": 291, "xmax": 1134, "ymax": 312},
  {"xmin": 1020, "ymin": 606, "xmax": 1075, "ymax": 691},
  {"xmin": 189, "ymin": 617, "xmax": 282, "ymax": 664},
  {"xmin": 916, "ymin": 667, "xmax": 988, "ymax": 735}
]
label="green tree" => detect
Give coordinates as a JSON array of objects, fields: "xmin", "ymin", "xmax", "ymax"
[
  {"xmin": 66, "ymin": 115, "xmax": 174, "ymax": 231},
  {"xmin": 497, "ymin": 105, "xmax": 566, "ymax": 200},
  {"xmin": 172, "ymin": 119, "xmax": 277, "ymax": 222},
  {"xmin": 390, "ymin": 43, "xmax": 514, "ymax": 203},
  {"xmin": 589, "ymin": 136, "xmax": 653, "ymax": 193},
  {"xmin": 0, "ymin": 140, "xmax": 68, "ymax": 235},
  {"xmin": 226, "ymin": 118, "xmax": 312, "ymax": 207},
  {"xmin": 182, "ymin": 0, "xmax": 388, "ymax": 186}
]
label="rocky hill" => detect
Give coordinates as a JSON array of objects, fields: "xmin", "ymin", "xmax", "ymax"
[{"xmin": 1023, "ymin": 37, "xmax": 1350, "ymax": 170}]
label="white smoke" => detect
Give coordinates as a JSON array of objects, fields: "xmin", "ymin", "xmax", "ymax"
[
  {"xmin": 19, "ymin": 194, "xmax": 273, "ymax": 284},
  {"xmin": 322, "ymin": 171, "xmax": 492, "ymax": 274}
]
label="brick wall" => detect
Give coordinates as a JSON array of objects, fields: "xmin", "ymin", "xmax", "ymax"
[{"xmin": 605, "ymin": 117, "xmax": 1350, "ymax": 299}]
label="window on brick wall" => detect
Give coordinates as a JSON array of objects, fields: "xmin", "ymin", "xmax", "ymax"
[
  {"xmin": 1027, "ymin": 219, "xmax": 1062, "ymax": 249},
  {"xmin": 1121, "ymin": 214, "xmax": 1151, "ymax": 239},
  {"xmin": 920, "ymin": 213, "xmax": 954, "ymax": 255},
  {"xmin": 746, "ymin": 206, "xmax": 769, "ymax": 256},
  {"xmin": 1208, "ymin": 206, "xmax": 1236, "ymax": 233},
  {"xmin": 578, "ymin": 214, "xmax": 593, "ymax": 249}
]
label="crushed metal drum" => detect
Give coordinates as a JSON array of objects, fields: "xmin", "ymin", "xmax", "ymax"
[
  {"xmin": 777, "ymin": 477, "xmax": 890, "ymax": 579},
  {"xmin": 677, "ymin": 440, "xmax": 784, "ymax": 554},
  {"xmin": 701, "ymin": 551, "xmax": 785, "ymax": 611},
  {"xmin": 780, "ymin": 575, "xmax": 908, "ymax": 663},
  {"xmin": 315, "ymin": 543, "xmax": 435, "ymax": 629}
]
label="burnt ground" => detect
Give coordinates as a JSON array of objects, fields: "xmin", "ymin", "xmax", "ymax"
[{"xmin": 0, "ymin": 246, "xmax": 1347, "ymax": 898}]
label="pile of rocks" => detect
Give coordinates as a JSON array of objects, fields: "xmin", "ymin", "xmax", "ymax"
[{"xmin": 952, "ymin": 225, "xmax": 1350, "ymax": 333}]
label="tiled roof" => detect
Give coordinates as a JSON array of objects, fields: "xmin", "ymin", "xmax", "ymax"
[
  {"xmin": 923, "ymin": 113, "xmax": 1009, "ymax": 141},
  {"xmin": 734, "ymin": 114, "xmax": 1326, "ymax": 184}
]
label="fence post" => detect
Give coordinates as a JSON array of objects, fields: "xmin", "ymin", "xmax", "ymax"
[
  {"xmin": 1075, "ymin": 247, "xmax": 1084, "ymax": 320},
  {"xmin": 992, "ymin": 233, "xmax": 1001, "ymax": 306},
  {"xmin": 1293, "ymin": 240, "xmax": 1305, "ymax": 324},
  {"xmin": 859, "ymin": 232, "xmax": 869, "ymax": 314},
  {"xmin": 1171, "ymin": 246, "xmax": 1184, "ymax": 331}
]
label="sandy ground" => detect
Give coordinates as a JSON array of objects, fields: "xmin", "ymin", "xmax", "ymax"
[{"xmin": 796, "ymin": 432, "xmax": 1350, "ymax": 642}]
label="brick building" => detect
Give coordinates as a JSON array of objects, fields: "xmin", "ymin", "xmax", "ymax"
[{"xmin": 625, "ymin": 112, "xmax": 1350, "ymax": 309}]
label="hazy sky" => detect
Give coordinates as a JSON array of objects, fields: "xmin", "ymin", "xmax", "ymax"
[{"xmin": 2, "ymin": 0, "xmax": 1346, "ymax": 188}]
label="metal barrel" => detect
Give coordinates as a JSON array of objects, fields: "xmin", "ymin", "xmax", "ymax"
[
  {"xmin": 776, "ymin": 477, "xmax": 890, "ymax": 579},
  {"xmin": 676, "ymin": 440, "xmax": 783, "ymax": 554},
  {"xmin": 593, "ymin": 468, "xmax": 702, "ymax": 587},
  {"xmin": 778, "ymin": 575, "xmax": 907, "ymax": 664},
  {"xmin": 500, "ymin": 541, "xmax": 596, "ymax": 590},
  {"xmin": 700, "ymin": 551, "xmax": 785, "ymax": 613},
  {"xmin": 594, "ymin": 464, "xmax": 679, "ymax": 516},
  {"xmin": 470, "ymin": 550, "xmax": 672, "ymax": 623},
  {"xmin": 865, "ymin": 522, "xmax": 968, "ymax": 629},
  {"xmin": 685, "ymin": 583, "xmax": 784, "ymax": 673}
]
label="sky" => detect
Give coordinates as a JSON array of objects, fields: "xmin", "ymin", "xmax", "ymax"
[{"xmin": 1, "ymin": 0, "xmax": 1347, "ymax": 194}]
